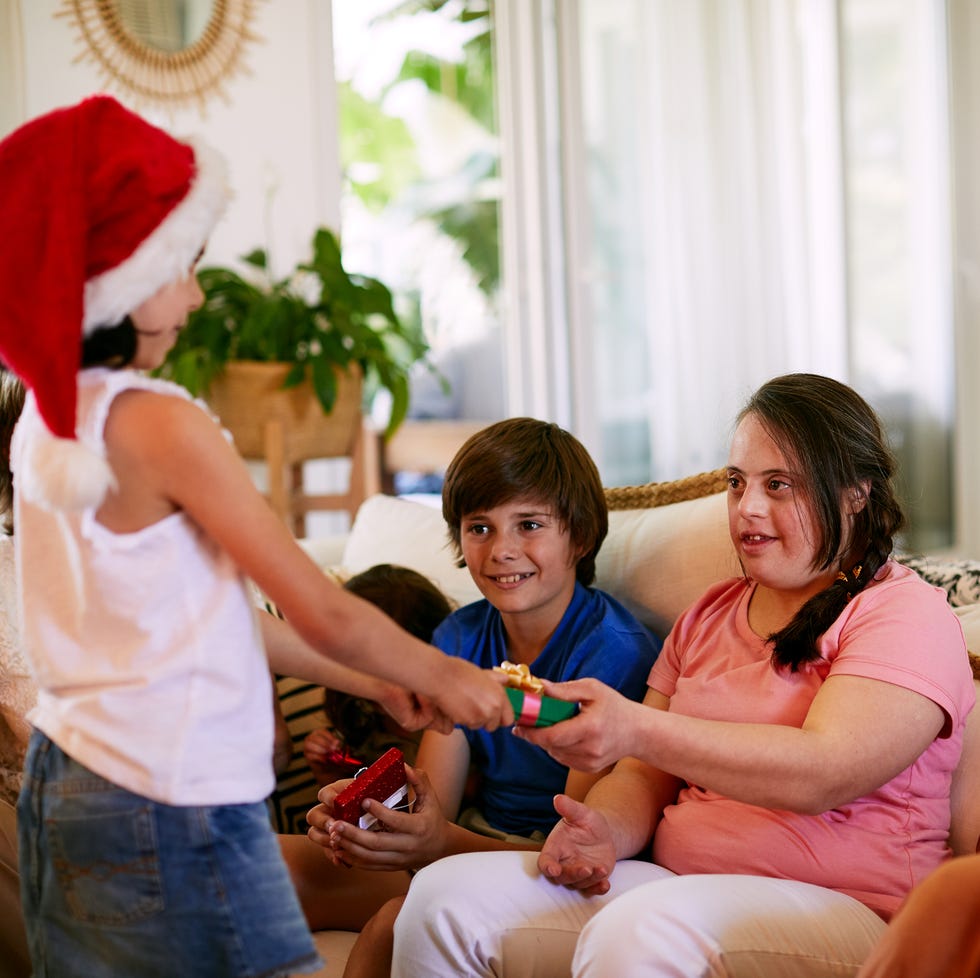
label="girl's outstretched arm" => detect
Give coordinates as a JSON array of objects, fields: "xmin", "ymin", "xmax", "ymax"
[
  {"xmin": 101, "ymin": 390, "xmax": 512, "ymax": 732},
  {"xmin": 259, "ymin": 611, "xmax": 434, "ymax": 732}
]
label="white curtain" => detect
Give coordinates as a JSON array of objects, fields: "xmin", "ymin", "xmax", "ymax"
[{"xmin": 568, "ymin": 0, "xmax": 848, "ymax": 483}]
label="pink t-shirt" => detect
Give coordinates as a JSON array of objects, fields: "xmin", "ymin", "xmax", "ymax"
[{"xmin": 649, "ymin": 560, "xmax": 975, "ymax": 919}]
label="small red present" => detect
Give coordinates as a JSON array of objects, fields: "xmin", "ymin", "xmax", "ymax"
[{"xmin": 332, "ymin": 747, "xmax": 408, "ymax": 830}]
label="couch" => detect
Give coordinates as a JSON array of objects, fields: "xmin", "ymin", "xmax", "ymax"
[{"xmin": 283, "ymin": 472, "xmax": 980, "ymax": 978}]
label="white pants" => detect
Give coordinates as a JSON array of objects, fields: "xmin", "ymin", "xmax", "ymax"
[{"xmin": 391, "ymin": 852, "xmax": 887, "ymax": 978}]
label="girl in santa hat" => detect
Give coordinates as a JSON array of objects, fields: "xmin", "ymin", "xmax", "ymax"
[{"xmin": 0, "ymin": 95, "xmax": 511, "ymax": 977}]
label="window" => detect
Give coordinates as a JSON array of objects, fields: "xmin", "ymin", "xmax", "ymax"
[
  {"xmin": 331, "ymin": 0, "xmax": 506, "ymax": 461},
  {"xmin": 497, "ymin": 0, "xmax": 955, "ymax": 551}
]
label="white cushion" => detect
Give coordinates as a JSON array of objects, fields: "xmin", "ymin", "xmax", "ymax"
[
  {"xmin": 598, "ymin": 491, "xmax": 741, "ymax": 638},
  {"xmin": 341, "ymin": 495, "xmax": 481, "ymax": 609},
  {"xmin": 298, "ymin": 533, "xmax": 347, "ymax": 571}
]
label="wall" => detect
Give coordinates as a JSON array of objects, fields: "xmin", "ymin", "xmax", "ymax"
[{"xmin": 3, "ymin": 0, "xmax": 341, "ymax": 275}]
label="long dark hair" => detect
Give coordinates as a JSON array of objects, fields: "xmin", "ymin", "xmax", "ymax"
[
  {"xmin": 442, "ymin": 417, "xmax": 608, "ymax": 586},
  {"xmin": 80, "ymin": 318, "xmax": 138, "ymax": 369},
  {"xmin": 738, "ymin": 374, "xmax": 905, "ymax": 671}
]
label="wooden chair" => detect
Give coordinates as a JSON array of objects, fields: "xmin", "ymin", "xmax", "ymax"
[{"xmin": 205, "ymin": 362, "xmax": 380, "ymax": 536}]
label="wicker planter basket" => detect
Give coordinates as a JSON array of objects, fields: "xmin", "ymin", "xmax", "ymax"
[{"xmin": 205, "ymin": 361, "xmax": 373, "ymax": 532}]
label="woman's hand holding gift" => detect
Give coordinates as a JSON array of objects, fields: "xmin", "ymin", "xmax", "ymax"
[{"xmin": 515, "ymin": 677, "xmax": 646, "ymax": 772}]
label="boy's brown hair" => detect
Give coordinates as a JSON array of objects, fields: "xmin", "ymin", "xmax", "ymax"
[{"xmin": 442, "ymin": 417, "xmax": 608, "ymax": 586}]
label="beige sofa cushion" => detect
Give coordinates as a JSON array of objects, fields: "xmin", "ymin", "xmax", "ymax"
[
  {"xmin": 338, "ymin": 495, "xmax": 478, "ymax": 609},
  {"xmin": 599, "ymin": 492, "xmax": 739, "ymax": 637}
]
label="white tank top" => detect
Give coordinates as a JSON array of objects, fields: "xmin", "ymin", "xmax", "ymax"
[{"xmin": 11, "ymin": 368, "xmax": 275, "ymax": 805}]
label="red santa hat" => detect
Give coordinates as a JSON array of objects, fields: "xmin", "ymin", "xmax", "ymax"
[{"xmin": 0, "ymin": 94, "xmax": 230, "ymax": 510}]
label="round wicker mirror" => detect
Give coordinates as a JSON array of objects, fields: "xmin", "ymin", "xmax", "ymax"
[{"xmin": 57, "ymin": 0, "xmax": 261, "ymax": 112}]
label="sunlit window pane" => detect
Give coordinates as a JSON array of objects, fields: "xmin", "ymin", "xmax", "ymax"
[
  {"xmin": 841, "ymin": 0, "xmax": 953, "ymax": 551},
  {"xmin": 331, "ymin": 0, "xmax": 506, "ymax": 465}
]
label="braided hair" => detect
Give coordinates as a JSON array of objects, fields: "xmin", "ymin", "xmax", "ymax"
[{"xmin": 738, "ymin": 374, "xmax": 906, "ymax": 671}]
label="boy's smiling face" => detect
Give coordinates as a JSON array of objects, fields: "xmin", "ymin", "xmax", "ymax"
[{"xmin": 460, "ymin": 496, "xmax": 581, "ymax": 651}]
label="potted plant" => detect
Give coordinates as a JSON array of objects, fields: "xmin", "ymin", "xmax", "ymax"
[
  {"xmin": 156, "ymin": 226, "xmax": 434, "ymax": 440},
  {"xmin": 155, "ymin": 227, "xmax": 437, "ymax": 530}
]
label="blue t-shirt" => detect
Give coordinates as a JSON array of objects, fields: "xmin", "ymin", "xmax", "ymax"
[{"xmin": 431, "ymin": 582, "xmax": 661, "ymax": 836}]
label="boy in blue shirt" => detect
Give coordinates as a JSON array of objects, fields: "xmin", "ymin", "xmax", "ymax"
[{"xmin": 283, "ymin": 418, "xmax": 660, "ymax": 975}]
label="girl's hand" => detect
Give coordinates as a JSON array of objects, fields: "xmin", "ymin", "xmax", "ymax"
[
  {"xmin": 323, "ymin": 765, "xmax": 451, "ymax": 872},
  {"xmin": 427, "ymin": 659, "xmax": 513, "ymax": 733},
  {"xmin": 514, "ymin": 678, "xmax": 639, "ymax": 771},
  {"xmin": 375, "ymin": 683, "xmax": 435, "ymax": 733},
  {"xmin": 537, "ymin": 793, "xmax": 617, "ymax": 896}
]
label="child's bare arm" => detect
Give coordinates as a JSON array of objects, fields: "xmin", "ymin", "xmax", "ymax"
[
  {"xmin": 271, "ymin": 678, "xmax": 293, "ymax": 776},
  {"xmin": 259, "ymin": 611, "xmax": 431, "ymax": 732},
  {"xmin": 857, "ymin": 853, "xmax": 980, "ymax": 978},
  {"xmin": 104, "ymin": 392, "xmax": 512, "ymax": 732},
  {"xmin": 412, "ymin": 728, "xmax": 471, "ymax": 820}
]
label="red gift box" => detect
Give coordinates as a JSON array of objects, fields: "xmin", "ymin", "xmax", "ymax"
[{"xmin": 332, "ymin": 747, "xmax": 408, "ymax": 829}]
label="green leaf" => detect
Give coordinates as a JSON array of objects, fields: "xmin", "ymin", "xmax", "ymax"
[
  {"xmin": 311, "ymin": 357, "xmax": 339, "ymax": 414},
  {"xmin": 283, "ymin": 362, "xmax": 307, "ymax": 389},
  {"xmin": 384, "ymin": 372, "xmax": 410, "ymax": 440}
]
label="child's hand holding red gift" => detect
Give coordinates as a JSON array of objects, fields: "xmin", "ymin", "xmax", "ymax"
[
  {"xmin": 323, "ymin": 765, "xmax": 453, "ymax": 872},
  {"xmin": 305, "ymin": 776, "xmax": 355, "ymax": 861},
  {"xmin": 302, "ymin": 728, "xmax": 346, "ymax": 770}
]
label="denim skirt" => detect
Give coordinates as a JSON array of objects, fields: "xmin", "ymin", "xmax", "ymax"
[{"xmin": 18, "ymin": 731, "xmax": 322, "ymax": 977}]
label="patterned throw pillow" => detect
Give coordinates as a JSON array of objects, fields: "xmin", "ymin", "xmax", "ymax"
[
  {"xmin": 268, "ymin": 675, "xmax": 330, "ymax": 835},
  {"xmin": 256, "ymin": 583, "xmax": 347, "ymax": 835},
  {"xmin": 895, "ymin": 555, "xmax": 980, "ymax": 608}
]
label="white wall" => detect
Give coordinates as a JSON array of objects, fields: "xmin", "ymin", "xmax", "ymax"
[{"xmin": 4, "ymin": 0, "xmax": 341, "ymax": 275}]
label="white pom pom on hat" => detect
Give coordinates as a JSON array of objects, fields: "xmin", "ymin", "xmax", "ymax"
[
  {"xmin": 0, "ymin": 95, "xmax": 231, "ymax": 511},
  {"xmin": 19, "ymin": 428, "xmax": 117, "ymax": 513}
]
